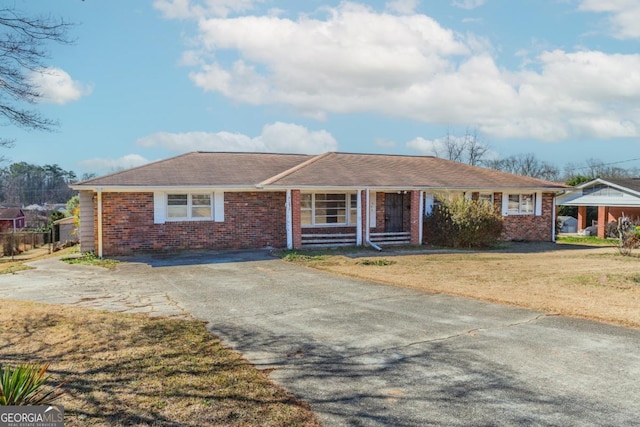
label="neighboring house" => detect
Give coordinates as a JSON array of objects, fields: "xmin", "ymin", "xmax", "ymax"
[
  {"xmin": 557, "ymin": 177, "xmax": 640, "ymax": 238},
  {"xmin": 71, "ymin": 152, "xmax": 567, "ymax": 257},
  {"xmin": 0, "ymin": 208, "xmax": 26, "ymax": 231},
  {"xmin": 53, "ymin": 216, "xmax": 78, "ymax": 243}
]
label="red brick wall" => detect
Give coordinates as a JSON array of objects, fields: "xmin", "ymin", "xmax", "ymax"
[
  {"xmin": 291, "ymin": 190, "xmax": 302, "ymax": 249},
  {"xmin": 409, "ymin": 190, "xmax": 421, "ymax": 244},
  {"xmin": 97, "ymin": 191, "xmax": 287, "ymax": 256},
  {"xmin": 608, "ymin": 207, "xmax": 640, "ymax": 222},
  {"xmin": 500, "ymin": 192, "xmax": 555, "ymax": 241}
]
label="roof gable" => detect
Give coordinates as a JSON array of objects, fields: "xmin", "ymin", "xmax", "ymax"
[{"xmin": 559, "ymin": 177, "xmax": 640, "ymax": 207}]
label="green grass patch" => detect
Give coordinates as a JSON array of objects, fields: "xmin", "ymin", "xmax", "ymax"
[
  {"xmin": 557, "ymin": 235, "xmax": 618, "ymax": 246},
  {"xmin": 62, "ymin": 252, "xmax": 120, "ymax": 270}
]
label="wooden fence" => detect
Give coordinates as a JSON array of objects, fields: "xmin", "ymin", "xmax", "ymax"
[{"xmin": 0, "ymin": 230, "xmax": 52, "ymax": 260}]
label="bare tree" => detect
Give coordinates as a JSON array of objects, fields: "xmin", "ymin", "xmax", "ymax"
[
  {"xmin": 432, "ymin": 127, "xmax": 490, "ymax": 166},
  {"xmin": 464, "ymin": 128, "xmax": 489, "ymax": 166},
  {"xmin": 485, "ymin": 153, "xmax": 560, "ymax": 181},
  {"xmin": 0, "ymin": 6, "xmax": 72, "ymax": 149}
]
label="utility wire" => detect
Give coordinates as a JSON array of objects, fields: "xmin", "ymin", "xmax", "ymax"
[{"xmin": 569, "ymin": 157, "xmax": 640, "ymax": 171}]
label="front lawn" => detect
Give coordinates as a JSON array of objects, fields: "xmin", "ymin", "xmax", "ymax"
[{"xmin": 284, "ymin": 242, "xmax": 640, "ymax": 328}]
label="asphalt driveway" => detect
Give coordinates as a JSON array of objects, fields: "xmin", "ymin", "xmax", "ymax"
[{"xmin": 1, "ymin": 250, "xmax": 639, "ymax": 426}]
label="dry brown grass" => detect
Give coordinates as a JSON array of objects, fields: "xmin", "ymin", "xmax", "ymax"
[
  {"xmin": 0, "ymin": 300, "xmax": 320, "ymax": 426},
  {"xmin": 289, "ymin": 242, "xmax": 640, "ymax": 329}
]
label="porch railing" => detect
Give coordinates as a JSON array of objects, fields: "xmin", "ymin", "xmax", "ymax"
[
  {"xmin": 369, "ymin": 231, "xmax": 411, "ymax": 245},
  {"xmin": 301, "ymin": 233, "xmax": 357, "ymax": 247}
]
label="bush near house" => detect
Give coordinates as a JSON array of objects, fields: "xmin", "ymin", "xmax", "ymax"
[{"xmin": 424, "ymin": 196, "xmax": 503, "ymax": 248}]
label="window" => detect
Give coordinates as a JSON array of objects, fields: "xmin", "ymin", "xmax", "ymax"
[
  {"xmin": 301, "ymin": 193, "xmax": 358, "ymax": 226},
  {"xmin": 507, "ymin": 194, "xmax": 534, "ymax": 214},
  {"xmin": 167, "ymin": 193, "xmax": 213, "ymax": 220},
  {"xmin": 478, "ymin": 193, "xmax": 494, "ymax": 204}
]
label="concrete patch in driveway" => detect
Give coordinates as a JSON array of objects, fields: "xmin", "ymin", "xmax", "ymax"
[{"xmin": 0, "ymin": 251, "xmax": 638, "ymax": 426}]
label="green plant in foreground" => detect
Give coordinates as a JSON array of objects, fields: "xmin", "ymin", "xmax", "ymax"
[{"xmin": 0, "ymin": 363, "xmax": 65, "ymax": 405}]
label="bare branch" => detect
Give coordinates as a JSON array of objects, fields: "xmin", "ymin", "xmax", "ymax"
[{"xmin": 0, "ymin": 7, "xmax": 72, "ymax": 131}]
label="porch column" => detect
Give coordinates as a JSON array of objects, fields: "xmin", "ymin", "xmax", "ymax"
[
  {"xmin": 286, "ymin": 190, "xmax": 293, "ymax": 249},
  {"xmin": 356, "ymin": 190, "xmax": 363, "ymax": 246},
  {"xmin": 97, "ymin": 188, "xmax": 103, "ymax": 258},
  {"xmin": 409, "ymin": 190, "xmax": 421, "ymax": 245},
  {"xmin": 418, "ymin": 191, "xmax": 424, "ymax": 243},
  {"xmin": 597, "ymin": 205, "xmax": 609, "ymax": 239},
  {"xmin": 291, "ymin": 190, "xmax": 302, "ymax": 249},
  {"xmin": 577, "ymin": 205, "xmax": 587, "ymax": 231}
]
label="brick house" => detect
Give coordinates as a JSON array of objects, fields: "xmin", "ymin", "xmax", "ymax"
[
  {"xmin": 557, "ymin": 177, "xmax": 640, "ymax": 238},
  {"xmin": 0, "ymin": 208, "xmax": 26, "ymax": 231},
  {"xmin": 71, "ymin": 152, "xmax": 567, "ymax": 257}
]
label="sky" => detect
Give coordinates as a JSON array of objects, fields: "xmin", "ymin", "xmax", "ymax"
[{"xmin": 3, "ymin": 0, "xmax": 640, "ymax": 177}]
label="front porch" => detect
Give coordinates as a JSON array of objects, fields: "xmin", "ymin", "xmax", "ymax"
[{"xmin": 287, "ymin": 189, "xmax": 423, "ymax": 249}]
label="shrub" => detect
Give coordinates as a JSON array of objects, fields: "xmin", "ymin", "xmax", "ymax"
[
  {"xmin": 617, "ymin": 215, "xmax": 640, "ymax": 256},
  {"xmin": 0, "ymin": 363, "xmax": 65, "ymax": 405},
  {"xmin": 424, "ymin": 196, "xmax": 503, "ymax": 248}
]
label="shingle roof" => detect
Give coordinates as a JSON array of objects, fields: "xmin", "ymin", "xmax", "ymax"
[
  {"xmin": 604, "ymin": 178, "xmax": 640, "ymax": 193},
  {"xmin": 74, "ymin": 151, "xmax": 566, "ymax": 190},
  {"xmin": 262, "ymin": 152, "xmax": 564, "ymax": 189},
  {"xmin": 77, "ymin": 152, "xmax": 312, "ymax": 187},
  {"xmin": 0, "ymin": 208, "xmax": 25, "ymax": 220}
]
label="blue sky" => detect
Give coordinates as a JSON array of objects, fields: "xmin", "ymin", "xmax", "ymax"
[{"xmin": 4, "ymin": 0, "xmax": 640, "ymax": 176}]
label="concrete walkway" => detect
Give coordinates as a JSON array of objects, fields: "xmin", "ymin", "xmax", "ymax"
[{"xmin": 1, "ymin": 250, "xmax": 639, "ymax": 426}]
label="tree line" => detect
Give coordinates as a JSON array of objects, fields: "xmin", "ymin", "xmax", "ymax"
[
  {"xmin": 430, "ymin": 129, "xmax": 640, "ymax": 182},
  {"xmin": 0, "ymin": 162, "xmax": 80, "ymax": 206}
]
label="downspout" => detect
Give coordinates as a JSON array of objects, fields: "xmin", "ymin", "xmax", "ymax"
[
  {"xmin": 97, "ymin": 188, "xmax": 103, "ymax": 258},
  {"xmin": 365, "ymin": 188, "xmax": 382, "ymax": 251},
  {"xmin": 552, "ymin": 194, "xmax": 557, "ymax": 243},
  {"xmin": 285, "ymin": 189, "xmax": 293, "ymax": 249}
]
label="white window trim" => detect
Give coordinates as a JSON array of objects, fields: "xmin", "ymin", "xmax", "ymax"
[
  {"xmin": 503, "ymin": 193, "xmax": 536, "ymax": 216},
  {"xmin": 154, "ymin": 191, "xmax": 224, "ymax": 224},
  {"xmin": 301, "ymin": 192, "xmax": 358, "ymax": 227}
]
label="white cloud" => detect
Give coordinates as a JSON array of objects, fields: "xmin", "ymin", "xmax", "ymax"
[
  {"xmin": 136, "ymin": 122, "xmax": 338, "ymax": 154},
  {"xmin": 29, "ymin": 68, "xmax": 92, "ymax": 105},
  {"xmin": 162, "ymin": 1, "xmax": 640, "ymax": 142},
  {"xmin": 80, "ymin": 154, "xmax": 151, "ymax": 173},
  {"xmin": 189, "ymin": 3, "xmax": 468, "ymax": 117},
  {"xmin": 451, "ymin": 0, "xmax": 485, "ymax": 10},
  {"xmin": 153, "ymin": 0, "xmax": 261, "ymax": 19},
  {"xmin": 385, "ymin": 0, "xmax": 419, "ymax": 15},
  {"xmin": 579, "ymin": 0, "xmax": 640, "ymax": 39}
]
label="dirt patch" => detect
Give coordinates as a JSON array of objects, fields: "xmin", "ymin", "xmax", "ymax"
[{"xmin": 290, "ymin": 242, "xmax": 640, "ymax": 329}]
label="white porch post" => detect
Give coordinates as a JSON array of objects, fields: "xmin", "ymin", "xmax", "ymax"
[
  {"xmin": 365, "ymin": 188, "xmax": 371, "ymax": 243},
  {"xmin": 356, "ymin": 190, "xmax": 363, "ymax": 246},
  {"xmin": 418, "ymin": 190, "xmax": 424, "ymax": 244},
  {"xmin": 286, "ymin": 189, "xmax": 293, "ymax": 249},
  {"xmin": 97, "ymin": 188, "xmax": 103, "ymax": 258}
]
